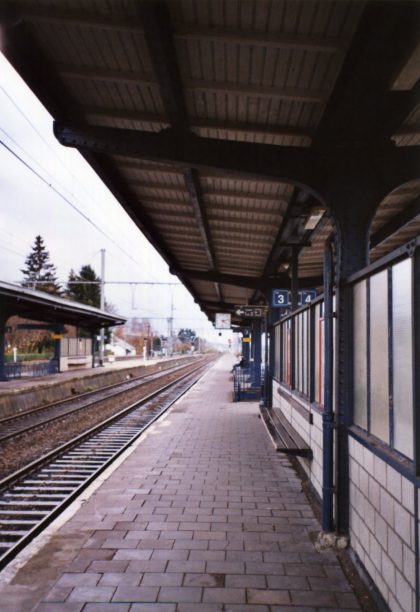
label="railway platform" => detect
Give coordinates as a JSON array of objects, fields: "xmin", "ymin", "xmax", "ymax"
[
  {"xmin": 0, "ymin": 356, "xmax": 195, "ymax": 418},
  {"xmin": 0, "ymin": 354, "xmax": 370, "ymax": 611}
]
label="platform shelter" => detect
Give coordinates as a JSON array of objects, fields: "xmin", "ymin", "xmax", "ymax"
[{"xmin": 0, "ymin": 281, "xmax": 125, "ymax": 380}]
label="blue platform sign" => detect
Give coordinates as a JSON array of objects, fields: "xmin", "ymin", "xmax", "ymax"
[
  {"xmin": 300, "ymin": 290, "xmax": 317, "ymax": 305},
  {"xmin": 272, "ymin": 289, "xmax": 317, "ymax": 308},
  {"xmin": 271, "ymin": 289, "xmax": 289, "ymax": 308}
]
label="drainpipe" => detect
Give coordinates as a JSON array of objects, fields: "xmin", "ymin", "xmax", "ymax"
[{"xmin": 322, "ymin": 237, "xmax": 335, "ymax": 532}]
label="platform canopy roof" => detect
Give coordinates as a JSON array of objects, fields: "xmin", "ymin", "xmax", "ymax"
[
  {"xmin": 0, "ymin": 282, "xmax": 126, "ymax": 329},
  {"xmin": 1, "ymin": 1, "xmax": 419, "ymax": 323}
]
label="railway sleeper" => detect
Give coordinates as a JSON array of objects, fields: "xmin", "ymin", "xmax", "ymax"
[
  {"xmin": 11, "ymin": 485, "xmax": 75, "ymax": 493},
  {"xmin": 37, "ymin": 472, "xmax": 87, "ymax": 480},
  {"xmin": 57, "ymin": 456, "xmax": 107, "ymax": 462},
  {"xmin": 0, "ymin": 533, "xmax": 33, "ymax": 543},
  {"xmin": 0, "ymin": 521, "xmax": 38, "ymax": 530},
  {"xmin": 0, "ymin": 510, "xmax": 48, "ymax": 518},
  {"xmin": 42, "ymin": 467, "xmax": 94, "ymax": 474},
  {"xmin": 4, "ymin": 492, "xmax": 67, "ymax": 501},
  {"xmin": 0, "ymin": 501, "xmax": 56, "ymax": 510}
]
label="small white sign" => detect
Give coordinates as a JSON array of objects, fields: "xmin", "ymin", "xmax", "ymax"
[{"xmin": 215, "ymin": 313, "xmax": 231, "ymax": 329}]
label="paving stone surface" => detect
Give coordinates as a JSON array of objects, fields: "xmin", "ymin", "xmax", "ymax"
[{"xmin": 0, "ymin": 354, "xmax": 362, "ymax": 611}]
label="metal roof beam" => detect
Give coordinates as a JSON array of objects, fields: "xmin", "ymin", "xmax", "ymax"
[
  {"xmin": 171, "ymin": 268, "xmax": 322, "ymax": 290},
  {"xmin": 175, "ymin": 26, "xmax": 347, "ymax": 54},
  {"xmin": 205, "ymin": 190, "xmax": 289, "ymax": 205},
  {"xmin": 314, "ymin": 1, "xmax": 420, "ymax": 146},
  {"xmin": 193, "ymin": 119, "xmax": 312, "ymax": 141},
  {"xmin": 184, "ymin": 79, "xmax": 325, "ymax": 103},
  {"xmin": 53, "ymin": 123, "xmax": 321, "ymax": 194},
  {"xmin": 131, "ymin": 183, "xmax": 289, "ymax": 204},
  {"xmin": 96, "ymin": 114, "xmax": 311, "ymax": 141},
  {"xmin": 137, "ymin": 1, "xmax": 188, "ymax": 130},
  {"xmin": 116, "ymin": 161, "xmax": 294, "ymax": 185},
  {"xmin": 198, "ymin": 301, "xmax": 238, "ymax": 313},
  {"xmin": 53, "ymin": 122, "xmax": 420, "ymax": 209},
  {"xmin": 371, "ymin": 197, "xmax": 420, "ymax": 248},
  {"xmin": 183, "ymin": 168, "xmax": 222, "ymax": 299}
]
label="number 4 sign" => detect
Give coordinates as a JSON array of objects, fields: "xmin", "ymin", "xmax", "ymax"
[{"xmin": 300, "ymin": 290, "xmax": 317, "ymax": 304}]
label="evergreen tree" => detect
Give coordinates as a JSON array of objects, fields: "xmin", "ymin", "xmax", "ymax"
[
  {"xmin": 177, "ymin": 328, "xmax": 196, "ymax": 343},
  {"xmin": 67, "ymin": 264, "xmax": 101, "ymax": 307},
  {"xmin": 21, "ymin": 235, "xmax": 61, "ymax": 294}
]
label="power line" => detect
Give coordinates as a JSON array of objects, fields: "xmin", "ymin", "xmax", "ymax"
[
  {"xmin": 0, "ymin": 244, "xmax": 26, "ymax": 258},
  {"xmin": 0, "ymin": 139, "xmax": 163, "ymax": 275}
]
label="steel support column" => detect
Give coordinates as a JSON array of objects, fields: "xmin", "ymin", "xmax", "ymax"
[
  {"xmin": 242, "ymin": 330, "xmax": 250, "ymax": 363},
  {"xmin": 322, "ymin": 238, "xmax": 335, "ymax": 531},
  {"xmin": 267, "ymin": 306, "xmax": 281, "ymax": 407},
  {"xmin": 252, "ymin": 318, "xmax": 262, "ymax": 388},
  {"xmin": 329, "ymin": 183, "xmax": 379, "ymax": 535}
]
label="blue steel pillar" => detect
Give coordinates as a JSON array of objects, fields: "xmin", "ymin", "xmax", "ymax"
[
  {"xmin": 322, "ymin": 238, "xmax": 335, "ymax": 532},
  {"xmin": 242, "ymin": 329, "xmax": 250, "ymax": 363},
  {"xmin": 251, "ymin": 318, "xmax": 262, "ymax": 387},
  {"xmin": 267, "ymin": 306, "xmax": 281, "ymax": 407},
  {"xmin": 327, "ymin": 176, "xmax": 381, "ymax": 535}
]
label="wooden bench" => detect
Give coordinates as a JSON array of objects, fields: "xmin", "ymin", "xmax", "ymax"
[{"xmin": 260, "ymin": 405, "xmax": 312, "ymax": 459}]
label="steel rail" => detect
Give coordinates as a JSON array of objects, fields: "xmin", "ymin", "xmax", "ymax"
[
  {"xmin": 0, "ymin": 358, "xmax": 200, "ymax": 443},
  {"xmin": 0, "ymin": 356, "xmax": 216, "ymax": 569}
]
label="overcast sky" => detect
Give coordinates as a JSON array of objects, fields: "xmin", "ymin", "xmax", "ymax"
[{"xmin": 0, "ymin": 53, "xmax": 232, "ymax": 344}]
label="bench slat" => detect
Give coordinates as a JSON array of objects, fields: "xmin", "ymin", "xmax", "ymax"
[{"xmin": 260, "ymin": 406, "xmax": 312, "ymax": 459}]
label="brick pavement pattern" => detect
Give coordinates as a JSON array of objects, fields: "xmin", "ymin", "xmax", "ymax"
[{"xmin": 0, "ymin": 355, "xmax": 361, "ymax": 611}]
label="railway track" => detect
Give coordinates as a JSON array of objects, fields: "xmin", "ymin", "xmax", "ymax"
[
  {"xmin": 0, "ymin": 357, "xmax": 197, "ymax": 443},
  {"xmin": 0, "ymin": 356, "xmax": 216, "ymax": 569}
]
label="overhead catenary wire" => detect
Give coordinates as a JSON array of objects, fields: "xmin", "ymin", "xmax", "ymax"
[
  {"xmin": 0, "ymin": 139, "xmax": 154, "ymax": 270},
  {"xmin": 0, "ymin": 134, "xmax": 164, "ymax": 284}
]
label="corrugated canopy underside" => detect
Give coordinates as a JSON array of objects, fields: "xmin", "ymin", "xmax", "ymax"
[{"xmin": 2, "ymin": 0, "xmax": 419, "ymax": 322}]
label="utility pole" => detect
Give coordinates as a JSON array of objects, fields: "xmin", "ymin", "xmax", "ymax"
[
  {"xmin": 167, "ymin": 287, "xmax": 174, "ymax": 356},
  {"xmin": 99, "ymin": 248, "xmax": 105, "ymax": 366}
]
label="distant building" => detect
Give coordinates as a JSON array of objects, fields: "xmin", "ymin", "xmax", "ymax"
[{"xmin": 106, "ymin": 335, "xmax": 136, "ymax": 357}]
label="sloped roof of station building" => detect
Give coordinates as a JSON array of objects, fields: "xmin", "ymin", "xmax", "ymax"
[
  {"xmin": 0, "ymin": 282, "xmax": 126, "ymax": 329},
  {"xmin": 1, "ymin": 0, "xmax": 419, "ymax": 323}
]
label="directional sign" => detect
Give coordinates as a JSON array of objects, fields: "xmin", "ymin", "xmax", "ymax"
[
  {"xmin": 272, "ymin": 289, "xmax": 289, "ymax": 308},
  {"xmin": 235, "ymin": 306, "xmax": 266, "ymax": 318}
]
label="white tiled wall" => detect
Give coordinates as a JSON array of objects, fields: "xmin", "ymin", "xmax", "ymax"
[
  {"xmin": 271, "ymin": 383, "xmax": 323, "ymax": 499},
  {"xmin": 271, "ymin": 384, "xmax": 418, "ymax": 611},
  {"xmin": 349, "ymin": 437, "xmax": 416, "ymax": 612}
]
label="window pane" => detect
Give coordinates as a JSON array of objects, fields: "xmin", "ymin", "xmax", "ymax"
[
  {"xmin": 353, "ymin": 280, "xmax": 367, "ymax": 428},
  {"xmin": 392, "ymin": 259, "xmax": 413, "ymax": 459},
  {"xmin": 274, "ymin": 324, "xmax": 280, "ymax": 380},
  {"xmin": 370, "ymin": 271, "xmax": 389, "ymax": 443}
]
